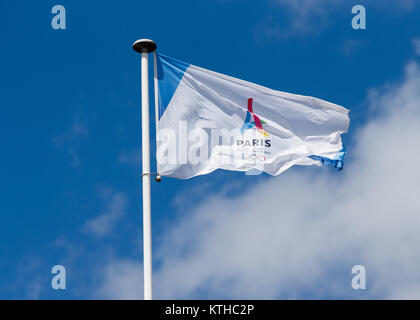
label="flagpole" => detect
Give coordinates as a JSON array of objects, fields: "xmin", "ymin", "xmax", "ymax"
[{"xmin": 132, "ymin": 38, "xmax": 157, "ymax": 300}]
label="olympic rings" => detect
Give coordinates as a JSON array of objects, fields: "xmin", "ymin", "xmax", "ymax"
[{"xmin": 241, "ymin": 153, "xmax": 266, "ymax": 162}]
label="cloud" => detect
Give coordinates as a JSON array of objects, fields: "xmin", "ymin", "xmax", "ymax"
[
  {"xmin": 253, "ymin": 0, "xmax": 344, "ymax": 41},
  {"xmin": 4, "ymin": 184, "xmax": 132, "ymax": 299},
  {"xmin": 53, "ymin": 115, "xmax": 90, "ymax": 167},
  {"xmin": 255, "ymin": 0, "xmax": 418, "ymax": 42},
  {"xmin": 2, "ymin": 253, "xmax": 47, "ymax": 299},
  {"xmin": 81, "ymin": 188, "xmax": 127, "ymax": 238},
  {"xmin": 95, "ymin": 259, "xmax": 143, "ymax": 299}
]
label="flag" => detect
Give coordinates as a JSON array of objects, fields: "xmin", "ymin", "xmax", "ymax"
[{"xmin": 155, "ymin": 53, "xmax": 350, "ymax": 179}]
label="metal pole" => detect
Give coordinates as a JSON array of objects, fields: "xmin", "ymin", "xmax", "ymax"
[{"xmin": 132, "ymin": 39, "xmax": 157, "ymax": 300}]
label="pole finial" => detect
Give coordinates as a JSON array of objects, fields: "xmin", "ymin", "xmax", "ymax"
[{"xmin": 132, "ymin": 39, "xmax": 157, "ymax": 53}]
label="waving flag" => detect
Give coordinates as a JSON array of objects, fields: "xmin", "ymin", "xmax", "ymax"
[{"xmin": 155, "ymin": 53, "xmax": 350, "ymax": 179}]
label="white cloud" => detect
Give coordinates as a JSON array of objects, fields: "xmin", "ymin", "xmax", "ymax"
[
  {"xmin": 95, "ymin": 259, "xmax": 143, "ymax": 299},
  {"xmin": 82, "ymin": 188, "xmax": 127, "ymax": 238},
  {"xmin": 253, "ymin": 0, "xmax": 344, "ymax": 41},
  {"xmin": 255, "ymin": 0, "xmax": 418, "ymax": 41},
  {"xmin": 97, "ymin": 60, "xmax": 420, "ymax": 299},
  {"xmin": 53, "ymin": 115, "xmax": 90, "ymax": 167}
]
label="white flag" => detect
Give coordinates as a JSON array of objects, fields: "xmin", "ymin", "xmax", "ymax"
[{"xmin": 155, "ymin": 53, "xmax": 350, "ymax": 179}]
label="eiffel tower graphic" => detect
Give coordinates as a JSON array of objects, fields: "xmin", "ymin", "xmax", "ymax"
[{"xmin": 240, "ymin": 98, "xmax": 269, "ymax": 137}]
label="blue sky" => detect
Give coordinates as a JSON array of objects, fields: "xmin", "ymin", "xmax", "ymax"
[{"xmin": 1, "ymin": 0, "xmax": 420, "ymax": 299}]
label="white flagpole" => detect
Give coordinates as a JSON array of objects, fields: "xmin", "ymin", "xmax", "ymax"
[{"xmin": 132, "ymin": 39, "xmax": 157, "ymax": 300}]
